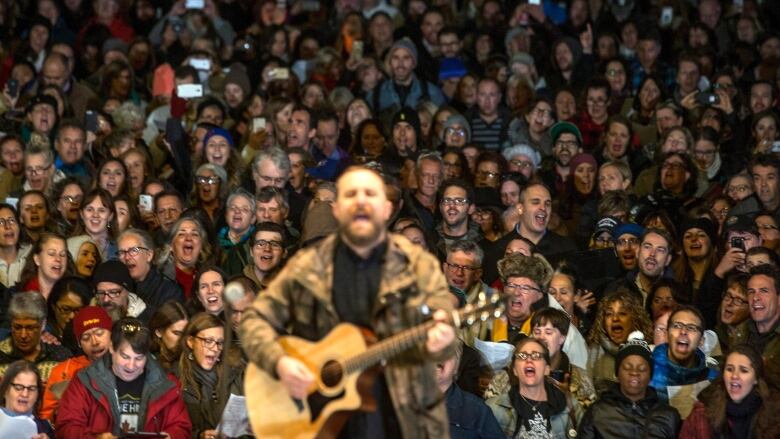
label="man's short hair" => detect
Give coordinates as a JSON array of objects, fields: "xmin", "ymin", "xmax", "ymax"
[
  {"xmin": 9, "ymin": 292, "xmax": 46, "ymax": 322},
  {"xmin": 447, "ymin": 239, "xmax": 484, "ymax": 266},
  {"xmin": 316, "ymin": 108, "xmax": 339, "ymax": 127},
  {"xmin": 153, "ymin": 189, "xmax": 184, "ymax": 212},
  {"xmin": 256, "ymin": 186, "xmax": 289, "ymax": 212},
  {"xmin": 416, "ymin": 150, "xmax": 443, "ymax": 172},
  {"xmin": 641, "ymin": 227, "xmax": 673, "ymax": 251},
  {"xmin": 438, "ymin": 178, "xmax": 475, "ymax": 204},
  {"xmin": 56, "ymin": 119, "xmax": 85, "ymax": 140},
  {"xmin": 519, "ymin": 182, "xmax": 551, "ymax": 203},
  {"xmin": 531, "ymin": 307, "xmax": 570, "ymax": 337},
  {"xmin": 252, "ymin": 221, "xmax": 287, "ymax": 246},
  {"xmin": 667, "ymin": 304, "xmax": 706, "ymax": 331},
  {"xmin": 291, "ymin": 104, "xmax": 317, "ymax": 129},
  {"xmin": 750, "ymin": 153, "xmax": 780, "ymax": 174},
  {"xmin": 118, "ymin": 228, "xmax": 155, "ymax": 251},
  {"xmin": 253, "ymin": 147, "xmax": 291, "ymax": 176},
  {"xmin": 749, "ymin": 263, "xmax": 780, "ymax": 296},
  {"xmin": 24, "ymin": 145, "xmax": 54, "ymax": 167}
]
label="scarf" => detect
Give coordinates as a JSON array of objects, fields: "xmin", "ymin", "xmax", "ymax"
[
  {"xmin": 725, "ymin": 390, "xmax": 761, "ymax": 439},
  {"xmin": 705, "ymin": 153, "xmax": 722, "ymax": 180},
  {"xmin": 191, "ymin": 361, "xmax": 221, "ymax": 426}
]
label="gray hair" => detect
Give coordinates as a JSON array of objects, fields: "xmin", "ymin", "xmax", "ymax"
[
  {"xmin": 25, "ymin": 145, "xmax": 54, "ymax": 167},
  {"xmin": 118, "ymin": 228, "xmax": 156, "ymax": 254},
  {"xmin": 9, "ymin": 292, "xmax": 46, "ymax": 322},
  {"xmin": 227, "ymin": 188, "xmax": 256, "ymax": 214},
  {"xmin": 416, "ymin": 150, "xmax": 443, "ymax": 173},
  {"xmin": 112, "ymin": 102, "xmax": 144, "ymax": 131},
  {"xmin": 195, "ymin": 163, "xmax": 229, "ymax": 199},
  {"xmin": 252, "ymin": 147, "xmax": 291, "ymax": 176},
  {"xmin": 447, "ymin": 239, "xmax": 484, "ymax": 266},
  {"xmin": 256, "ymin": 186, "xmax": 289, "ymax": 212}
]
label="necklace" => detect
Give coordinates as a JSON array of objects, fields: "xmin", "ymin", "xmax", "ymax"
[{"xmin": 519, "ymin": 391, "xmax": 541, "ymax": 412}]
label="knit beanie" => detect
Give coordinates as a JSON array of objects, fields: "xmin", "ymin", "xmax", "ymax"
[
  {"xmin": 202, "ymin": 127, "xmax": 235, "ymax": 149},
  {"xmin": 72, "ymin": 306, "xmax": 113, "ymax": 340},
  {"xmin": 569, "ymin": 153, "xmax": 598, "ymax": 172},
  {"xmin": 389, "ymin": 37, "xmax": 418, "ymax": 66},
  {"xmin": 224, "ymin": 63, "xmax": 251, "ymax": 97},
  {"xmin": 443, "ymin": 114, "xmax": 471, "ymax": 142},
  {"xmin": 615, "ymin": 331, "xmax": 654, "ymax": 375},
  {"xmin": 681, "ymin": 217, "xmax": 717, "ymax": 245}
]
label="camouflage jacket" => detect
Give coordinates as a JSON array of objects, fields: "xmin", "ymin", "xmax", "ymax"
[{"xmin": 240, "ymin": 233, "xmax": 455, "ymax": 438}]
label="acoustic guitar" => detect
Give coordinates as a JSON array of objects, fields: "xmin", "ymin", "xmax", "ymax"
[{"xmin": 244, "ymin": 292, "xmax": 505, "ymax": 439}]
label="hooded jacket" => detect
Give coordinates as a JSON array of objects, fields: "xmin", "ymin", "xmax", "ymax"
[
  {"xmin": 577, "ymin": 383, "xmax": 680, "ymax": 439},
  {"xmin": 680, "ymin": 383, "xmax": 780, "ymax": 439},
  {"xmin": 650, "ymin": 343, "xmax": 719, "ymax": 417},
  {"xmin": 55, "ymin": 355, "xmax": 191, "ymax": 438}
]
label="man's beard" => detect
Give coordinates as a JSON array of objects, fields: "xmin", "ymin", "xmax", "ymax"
[{"xmin": 101, "ymin": 301, "xmax": 128, "ymax": 321}]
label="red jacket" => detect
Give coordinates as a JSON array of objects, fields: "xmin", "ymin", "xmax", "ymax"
[{"xmin": 55, "ymin": 356, "xmax": 191, "ymax": 439}]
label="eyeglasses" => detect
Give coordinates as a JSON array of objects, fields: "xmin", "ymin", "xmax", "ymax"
[
  {"xmin": 195, "ymin": 176, "xmax": 220, "ymax": 185},
  {"xmin": 228, "ymin": 205, "xmax": 252, "ymax": 215},
  {"xmin": 25, "ymin": 164, "xmax": 51, "ymax": 175},
  {"xmin": 555, "ymin": 140, "xmax": 579, "ymax": 149},
  {"xmin": 196, "ymin": 336, "xmax": 225, "ymax": 350},
  {"xmin": 10, "ymin": 383, "xmax": 38, "ymax": 393},
  {"xmin": 0, "ymin": 217, "xmax": 17, "ymax": 227},
  {"xmin": 616, "ymin": 237, "xmax": 639, "ymax": 247},
  {"xmin": 727, "ymin": 185, "xmax": 751, "ymax": 194},
  {"xmin": 669, "ymin": 321, "xmax": 702, "ymax": 333},
  {"xmin": 661, "ymin": 162, "xmax": 686, "ymax": 171},
  {"xmin": 55, "ymin": 304, "xmax": 82, "ymax": 316},
  {"xmin": 117, "ymin": 246, "xmax": 149, "ymax": 258},
  {"xmin": 504, "ymin": 282, "xmax": 543, "ymax": 295},
  {"xmin": 60, "ymin": 195, "xmax": 83, "ymax": 204},
  {"xmin": 445, "ymin": 127, "xmax": 466, "ymax": 137},
  {"xmin": 722, "ymin": 293, "xmax": 748, "ymax": 307},
  {"xmin": 510, "ymin": 159, "xmax": 534, "ymax": 169},
  {"xmin": 95, "ymin": 288, "xmax": 124, "ymax": 299},
  {"xmin": 606, "ymin": 68, "xmax": 625, "ymax": 77},
  {"xmin": 440, "ymin": 197, "xmax": 469, "ymax": 206},
  {"xmin": 515, "ymin": 351, "xmax": 544, "ymax": 361},
  {"xmin": 254, "ymin": 239, "xmax": 283, "ymax": 249},
  {"xmin": 444, "ymin": 262, "xmax": 479, "ymax": 273}
]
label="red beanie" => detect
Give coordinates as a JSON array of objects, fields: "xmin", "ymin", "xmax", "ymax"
[{"xmin": 72, "ymin": 306, "xmax": 113, "ymax": 340}]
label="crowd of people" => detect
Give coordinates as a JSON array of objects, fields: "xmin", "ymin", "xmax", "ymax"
[{"xmin": 0, "ymin": 0, "xmax": 779, "ymax": 438}]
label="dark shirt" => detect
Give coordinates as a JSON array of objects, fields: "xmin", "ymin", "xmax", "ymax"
[
  {"xmin": 332, "ymin": 238, "xmax": 387, "ymax": 328},
  {"xmin": 331, "ymin": 237, "xmax": 400, "ymax": 439}
]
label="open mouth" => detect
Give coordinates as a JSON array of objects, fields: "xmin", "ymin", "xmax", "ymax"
[
  {"xmin": 523, "ymin": 366, "xmax": 536, "ymax": 378},
  {"xmin": 729, "ymin": 381, "xmax": 742, "ymax": 391},
  {"xmin": 610, "ymin": 323, "xmax": 625, "ymax": 338},
  {"xmin": 90, "ymin": 347, "xmax": 107, "ymax": 358},
  {"xmin": 675, "ymin": 338, "xmax": 690, "ymax": 353},
  {"xmin": 206, "ymin": 296, "xmax": 219, "ymax": 305},
  {"xmin": 644, "ymin": 258, "xmax": 657, "ymax": 269},
  {"xmin": 533, "ymin": 212, "xmax": 547, "ymax": 227}
]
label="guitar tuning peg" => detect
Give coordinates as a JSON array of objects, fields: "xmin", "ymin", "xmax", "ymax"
[
  {"xmin": 466, "ymin": 316, "xmax": 476, "ymax": 325},
  {"xmin": 480, "ymin": 311, "xmax": 490, "ymax": 321},
  {"xmin": 478, "ymin": 291, "xmax": 486, "ymax": 303},
  {"xmin": 490, "ymin": 293, "xmax": 499, "ymax": 304},
  {"xmin": 494, "ymin": 306, "xmax": 504, "ymax": 319}
]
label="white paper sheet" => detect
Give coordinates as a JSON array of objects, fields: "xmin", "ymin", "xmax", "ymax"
[
  {"xmin": 0, "ymin": 412, "xmax": 38, "ymax": 439},
  {"xmin": 473, "ymin": 337, "xmax": 515, "ymax": 371},
  {"xmin": 216, "ymin": 393, "xmax": 251, "ymax": 438}
]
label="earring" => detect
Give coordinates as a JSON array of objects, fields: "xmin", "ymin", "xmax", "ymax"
[{"xmin": 188, "ymin": 352, "xmax": 194, "ymax": 361}]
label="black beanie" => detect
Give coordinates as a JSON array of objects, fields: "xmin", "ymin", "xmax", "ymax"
[
  {"xmin": 391, "ymin": 107, "xmax": 421, "ymax": 144},
  {"xmin": 681, "ymin": 217, "xmax": 717, "ymax": 245},
  {"xmin": 614, "ymin": 331, "xmax": 654, "ymax": 375}
]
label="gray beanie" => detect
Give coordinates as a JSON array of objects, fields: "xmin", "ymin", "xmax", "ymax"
[
  {"xmin": 389, "ymin": 37, "xmax": 418, "ymax": 66},
  {"xmin": 443, "ymin": 114, "xmax": 471, "ymax": 142}
]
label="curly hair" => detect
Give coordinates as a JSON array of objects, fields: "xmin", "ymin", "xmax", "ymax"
[
  {"xmin": 587, "ymin": 290, "xmax": 653, "ymax": 347},
  {"xmin": 498, "ymin": 253, "xmax": 553, "ymax": 290}
]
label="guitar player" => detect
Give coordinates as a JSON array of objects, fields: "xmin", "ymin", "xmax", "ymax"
[{"xmin": 239, "ymin": 166, "xmax": 457, "ymax": 438}]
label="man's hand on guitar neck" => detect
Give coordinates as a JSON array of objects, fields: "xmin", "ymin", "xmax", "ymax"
[
  {"xmin": 276, "ymin": 355, "xmax": 315, "ymax": 399},
  {"xmin": 425, "ymin": 310, "xmax": 456, "ymax": 354}
]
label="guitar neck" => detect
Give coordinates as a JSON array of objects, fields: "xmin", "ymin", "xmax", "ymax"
[
  {"xmin": 343, "ymin": 320, "xmax": 435, "ymax": 374},
  {"xmin": 342, "ymin": 296, "xmax": 503, "ymax": 374}
]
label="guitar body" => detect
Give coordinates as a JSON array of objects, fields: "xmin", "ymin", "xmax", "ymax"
[{"xmin": 245, "ymin": 323, "xmax": 379, "ymax": 439}]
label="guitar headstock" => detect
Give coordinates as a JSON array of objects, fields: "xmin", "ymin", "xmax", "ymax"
[{"xmin": 450, "ymin": 291, "xmax": 506, "ymax": 329}]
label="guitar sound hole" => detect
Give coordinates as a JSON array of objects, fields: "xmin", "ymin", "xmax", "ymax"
[{"xmin": 320, "ymin": 360, "xmax": 344, "ymax": 388}]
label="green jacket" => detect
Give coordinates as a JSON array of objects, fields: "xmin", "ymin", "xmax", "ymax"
[
  {"xmin": 240, "ymin": 233, "xmax": 455, "ymax": 438},
  {"xmin": 486, "ymin": 384, "xmax": 577, "ymax": 439}
]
